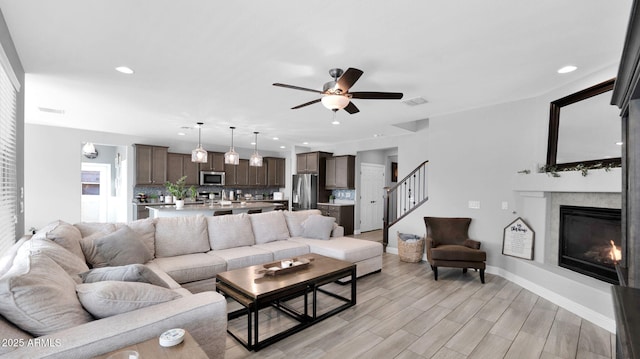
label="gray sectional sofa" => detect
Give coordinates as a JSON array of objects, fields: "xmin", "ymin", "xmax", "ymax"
[{"xmin": 0, "ymin": 209, "xmax": 382, "ymax": 358}]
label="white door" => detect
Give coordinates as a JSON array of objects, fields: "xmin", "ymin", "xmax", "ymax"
[
  {"xmin": 360, "ymin": 163, "xmax": 385, "ymax": 232},
  {"xmin": 81, "ymin": 163, "xmax": 111, "ymax": 222}
]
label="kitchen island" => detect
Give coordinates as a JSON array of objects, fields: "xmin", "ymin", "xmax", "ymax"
[{"xmin": 147, "ymin": 202, "xmax": 283, "ymax": 218}]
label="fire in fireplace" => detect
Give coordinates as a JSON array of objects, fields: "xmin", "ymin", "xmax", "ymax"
[{"xmin": 558, "ymin": 205, "xmax": 622, "ymax": 284}]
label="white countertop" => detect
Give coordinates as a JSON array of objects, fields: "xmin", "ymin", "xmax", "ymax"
[{"xmin": 146, "ymin": 201, "xmax": 283, "ymax": 218}]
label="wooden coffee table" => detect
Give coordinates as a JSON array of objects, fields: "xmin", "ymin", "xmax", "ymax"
[{"xmin": 216, "ymin": 253, "xmax": 356, "ymax": 351}]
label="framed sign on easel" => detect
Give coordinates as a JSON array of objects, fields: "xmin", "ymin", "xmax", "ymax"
[{"xmin": 502, "ymin": 217, "xmax": 535, "ymax": 260}]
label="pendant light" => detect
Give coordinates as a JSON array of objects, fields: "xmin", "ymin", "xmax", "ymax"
[
  {"xmin": 224, "ymin": 126, "xmax": 239, "ymax": 165},
  {"xmin": 249, "ymin": 132, "xmax": 263, "ymax": 167},
  {"xmin": 191, "ymin": 122, "xmax": 208, "ymax": 163},
  {"xmin": 82, "ymin": 142, "xmax": 98, "ymax": 159}
]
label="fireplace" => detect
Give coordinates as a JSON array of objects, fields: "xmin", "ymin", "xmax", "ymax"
[{"xmin": 558, "ymin": 205, "xmax": 622, "ymax": 284}]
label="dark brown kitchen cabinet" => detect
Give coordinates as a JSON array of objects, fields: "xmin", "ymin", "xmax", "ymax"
[
  {"xmin": 167, "ymin": 153, "xmax": 199, "ymax": 185},
  {"xmin": 317, "ymin": 204, "xmax": 354, "ymax": 235},
  {"xmin": 265, "ymin": 157, "xmax": 286, "ymax": 187},
  {"xmin": 296, "ymin": 151, "xmax": 332, "ymax": 174},
  {"xmin": 202, "ymin": 151, "xmax": 225, "ymax": 172},
  {"xmin": 326, "ymin": 155, "xmax": 355, "ymax": 189},
  {"xmin": 248, "ymin": 162, "xmax": 267, "ymax": 186},
  {"xmin": 225, "ymin": 159, "xmax": 249, "ymax": 186},
  {"xmin": 134, "ymin": 144, "xmax": 168, "ymax": 185}
]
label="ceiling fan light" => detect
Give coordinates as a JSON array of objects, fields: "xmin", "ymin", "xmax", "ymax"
[
  {"xmin": 321, "ymin": 95, "xmax": 350, "ymax": 110},
  {"xmin": 191, "ymin": 122, "xmax": 208, "ymax": 163}
]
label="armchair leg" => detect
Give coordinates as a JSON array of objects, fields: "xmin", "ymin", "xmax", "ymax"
[
  {"xmin": 431, "ymin": 265, "xmax": 438, "ymax": 281},
  {"xmin": 480, "ymin": 269, "xmax": 485, "ymax": 284}
]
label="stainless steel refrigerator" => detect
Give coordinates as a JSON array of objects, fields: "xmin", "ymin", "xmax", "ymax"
[{"xmin": 292, "ymin": 174, "xmax": 318, "ymax": 211}]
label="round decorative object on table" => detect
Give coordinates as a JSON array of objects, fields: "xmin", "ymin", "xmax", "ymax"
[{"xmin": 159, "ymin": 328, "xmax": 185, "ymax": 347}]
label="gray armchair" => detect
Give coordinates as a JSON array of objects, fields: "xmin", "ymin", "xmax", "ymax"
[{"xmin": 424, "ymin": 217, "xmax": 486, "ymax": 283}]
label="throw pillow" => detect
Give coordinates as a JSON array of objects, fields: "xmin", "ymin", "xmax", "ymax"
[
  {"xmin": 283, "ymin": 210, "xmax": 322, "ymax": 237},
  {"xmin": 0, "ymin": 253, "xmax": 93, "ymax": 336},
  {"xmin": 29, "ymin": 238, "xmax": 90, "ymax": 284},
  {"xmin": 249, "ymin": 211, "xmax": 290, "ymax": 244},
  {"xmin": 118, "ymin": 218, "xmax": 155, "ymax": 257},
  {"xmin": 74, "ymin": 222, "xmax": 116, "ymax": 238},
  {"xmin": 81, "ymin": 226, "xmax": 153, "ymax": 268},
  {"xmin": 80, "ymin": 264, "xmax": 170, "ymax": 288},
  {"xmin": 301, "ymin": 215, "xmax": 336, "ymax": 240},
  {"xmin": 155, "ymin": 215, "xmax": 210, "ymax": 257},
  {"xmin": 207, "ymin": 213, "xmax": 255, "ymax": 250},
  {"xmin": 33, "ymin": 220, "xmax": 85, "ymax": 260},
  {"xmin": 76, "ymin": 281, "xmax": 181, "ymax": 319}
]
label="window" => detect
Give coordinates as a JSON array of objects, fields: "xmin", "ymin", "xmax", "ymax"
[{"xmin": 0, "ymin": 46, "xmax": 18, "ymax": 256}]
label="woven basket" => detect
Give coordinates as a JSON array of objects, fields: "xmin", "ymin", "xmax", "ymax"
[{"xmin": 398, "ymin": 235, "xmax": 425, "ymax": 263}]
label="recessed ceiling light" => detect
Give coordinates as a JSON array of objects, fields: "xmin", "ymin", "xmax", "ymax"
[
  {"xmin": 557, "ymin": 65, "xmax": 577, "ymax": 74},
  {"xmin": 303, "ymin": 142, "xmax": 309, "ymax": 145},
  {"xmin": 616, "ymin": 141, "xmax": 623, "ymax": 146},
  {"xmin": 177, "ymin": 132, "xmax": 186, "ymax": 136},
  {"xmin": 332, "ymin": 120, "xmax": 340, "ymax": 125},
  {"xmin": 273, "ymin": 137, "xmax": 279, "ymax": 140},
  {"xmin": 373, "ymin": 134, "xmax": 384, "ymax": 137},
  {"xmin": 115, "ymin": 66, "xmax": 134, "ymax": 74},
  {"xmin": 280, "ymin": 145, "xmax": 286, "ymax": 149},
  {"xmin": 251, "ymin": 141, "xmax": 256, "ymax": 145}
]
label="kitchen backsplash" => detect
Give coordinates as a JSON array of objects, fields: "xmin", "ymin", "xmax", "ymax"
[
  {"xmin": 332, "ymin": 189, "xmax": 355, "ymax": 201},
  {"xmin": 134, "ymin": 185, "xmax": 283, "ymax": 200}
]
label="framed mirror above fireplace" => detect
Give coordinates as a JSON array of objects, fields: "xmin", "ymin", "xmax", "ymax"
[{"xmin": 546, "ymin": 79, "xmax": 622, "ymax": 171}]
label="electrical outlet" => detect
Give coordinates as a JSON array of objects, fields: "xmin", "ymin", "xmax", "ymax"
[
  {"xmin": 468, "ymin": 201, "xmax": 481, "ymax": 209},
  {"xmin": 502, "ymin": 201, "xmax": 509, "ymax": 210}
]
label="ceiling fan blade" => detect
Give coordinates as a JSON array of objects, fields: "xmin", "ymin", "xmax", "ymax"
[
  {"xmin": 273, "ymin": 83, "xmax": 324, "ymax": 94},
  {"xmin": 336, "ymin": 68, "xmax": 364, "ymax": 92},
  {"xmin": 343, "ymin": 101, "xmax": 360, "ymax": 114},
  {"xmin": 350, "ymin": 91, "xmax": 404, "ymax": 100},
  {"xmin": 291, "ymin": 98, "xmax": 321, "ymax": 109}
]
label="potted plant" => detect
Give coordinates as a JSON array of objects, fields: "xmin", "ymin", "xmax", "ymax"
[
  {"xmin": 165, "ymin": 176, "xmax": 188, "ymax": 209},
  {"xmin": 189, "ymin": 186, "xmax": 198, "ymax": 202}
]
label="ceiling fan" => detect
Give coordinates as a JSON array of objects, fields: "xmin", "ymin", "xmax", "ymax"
[{"xmin": 273, "ymin": 67, "xmax": 403, "ymax": 114}]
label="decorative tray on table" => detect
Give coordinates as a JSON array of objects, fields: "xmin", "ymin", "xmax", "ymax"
[{"xmin": 256, "ymin": 257, "xmax": 314, "ymax": 276}]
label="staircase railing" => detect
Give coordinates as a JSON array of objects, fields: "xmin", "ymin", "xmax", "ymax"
[{"xmin": 383, "ymin": 160, "xmax": 429, "ymax": 251}]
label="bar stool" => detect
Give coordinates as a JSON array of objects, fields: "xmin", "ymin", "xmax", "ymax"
[
  {"xmin": 213, "ymin": 210, "xmax": 233, "ymax": 216},
  {"xmin": 247, "ymin": 209, "xmax": 262, "ymax": 214}
]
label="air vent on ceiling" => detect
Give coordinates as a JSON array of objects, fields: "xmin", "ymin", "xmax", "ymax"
[
  {"xmin": 402, "ymin": 97, "xmax": 428, "ymax": 106},
  {"xmin": 38, "ymin": 107, "xmax": 65, "ymax": 115}
]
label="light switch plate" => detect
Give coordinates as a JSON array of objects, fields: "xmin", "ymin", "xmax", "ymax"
[{"xmin": 502, "ymin": 201, "xmax": 509, "ymax": 210}]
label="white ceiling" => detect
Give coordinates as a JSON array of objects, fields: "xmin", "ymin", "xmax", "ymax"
[{"xmin": 0, "ymin": 0, "xmax": 632, "ymax": 152}]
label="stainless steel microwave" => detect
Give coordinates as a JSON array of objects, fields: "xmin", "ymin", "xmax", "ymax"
[{"xmin": 200, "ymin": 171, "xmax": 225, "ymax": 186}]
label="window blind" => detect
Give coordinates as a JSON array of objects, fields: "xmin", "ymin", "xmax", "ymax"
[{"xmin": 0, "ymin": 53, "xmax": 17, "ymax": 256}]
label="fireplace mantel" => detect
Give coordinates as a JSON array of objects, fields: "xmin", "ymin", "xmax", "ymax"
[{"xmin": 512, "ymin": 168, "xmax": 621, "ymax": 193}]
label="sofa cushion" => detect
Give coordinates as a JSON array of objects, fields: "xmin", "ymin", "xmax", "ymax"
[
  {"xmin": 252, "ymin": 240, "xmax": 310, "ymax": 260},
  {"xmin": 0, "ymin": 253, "xmax": 93, "ymax": 336},
  {"xmin": 81, "ymin": 226, "xmax": 153, "ymax": 268},
  {"xmin": 289, "ymin": 237, "xmax": 383, "ymax": 263},
  {"xmin": 74, "ymin": 222, "xmax": 117, "ymax": 238},
  {"xmin": 28, "ymin": 238, "xmax": 89, "ymax": 284},
  {"xmin": 207, "ymin": 213, "xmax": 255, "ymax": 250},
  {"xmin": 209, "ymin": 247, "xmax": 273, "ymax": 271},
  {"xmin": 283, "ymin": 210, "xmax": 322, "ymax": 237},
  {"xmin": 33, "ymin": 220, "xmax": 85, "ymax": 260},
  {"xmin": 301, "ymin": 215, "xmax": 335, "ymax": 240},
  {"xmin": 80, "ymin": 264, "xmax": 170, "ymax": 288},
  {"xmin": 76, "ymin": 281, "xmax": 181, "ymax": 319},
  {"xmin": 151, "ymin": 253, "xmax": 227, "ymax": 284},
  {"xmin": 116, "ymin": 218, "xmax": 156, "ymax": 257},
  {"xmin": 155, "ymin": 215, "xmax": 210, "ymax": 257},
  {"xmin": 250, "ymin": 211, "xmax": 290, "ymax": 244}
]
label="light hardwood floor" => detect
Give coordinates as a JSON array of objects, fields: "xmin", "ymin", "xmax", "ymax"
[{"xmin": 225, "ymin": 231, "xmax": 615, "ymax": 359}]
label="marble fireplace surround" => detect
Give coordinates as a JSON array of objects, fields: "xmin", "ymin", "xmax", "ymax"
[{"xmin": 508, "ymin": 168, "xmax": 622, "ymax": 332}]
